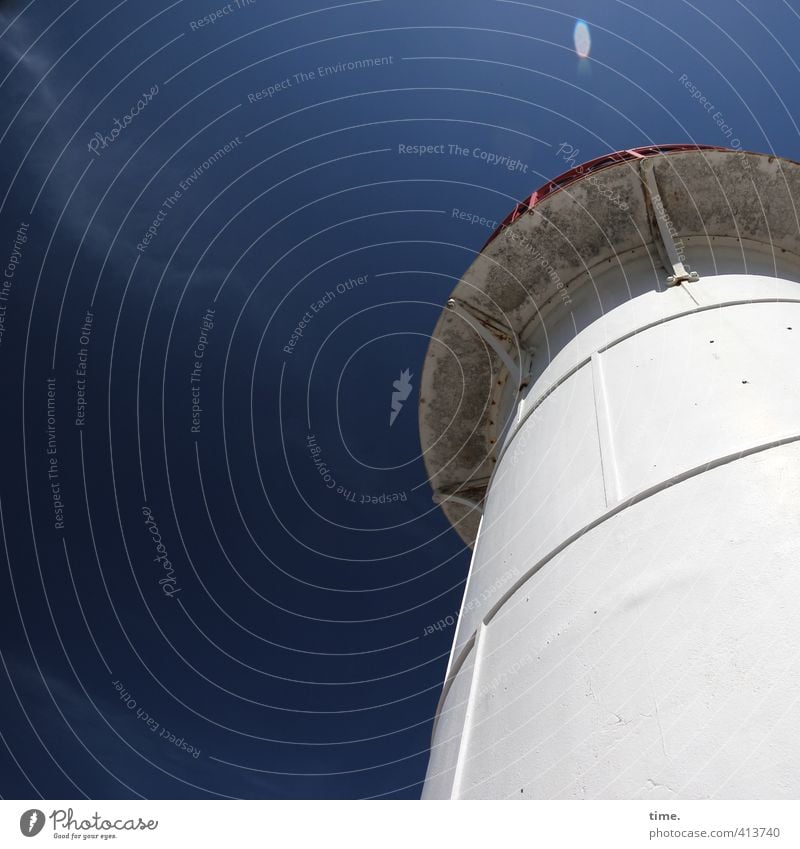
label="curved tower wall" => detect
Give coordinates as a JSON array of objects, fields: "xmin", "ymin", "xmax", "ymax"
[{"xmin": 420, "ymin": 149, "xmax": 800, "ymax": 799}]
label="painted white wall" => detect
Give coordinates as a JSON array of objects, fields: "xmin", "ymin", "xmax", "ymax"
[{"xmin": 423, "ymin": 269, "xmax": 800, "ymax": 799}]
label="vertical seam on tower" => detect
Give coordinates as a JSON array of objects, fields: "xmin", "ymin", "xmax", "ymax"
[
  {"xmin": 681, "ymin": 279, "xmax": 702, "ymax": 306},
  {"xmin": 429, "ymin": 515, "xmax": 486, "ymax": 743},
  {"xmin": 591, "ymin": 351, "xmax": 620, "ymax": 506},
  {"xmin": 491, "ymin": 298, "xmax": 800, "ymax": 478},
  {"xmin": 445, "ymin": 515, "xmax": 484, "ymax": 683},
  {"xmin": 450, "ymin": 622, "xmax": 486, "ymax": 800}
]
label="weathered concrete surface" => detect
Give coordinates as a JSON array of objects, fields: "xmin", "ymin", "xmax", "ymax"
[{"xmin": 419, "ymin": 149, "xmax": 800, "ymax": 547}]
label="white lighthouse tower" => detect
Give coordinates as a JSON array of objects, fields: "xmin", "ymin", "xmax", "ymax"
[{"xmin": 419, "ymin": 145, "xmax": 800, "ymax": 799}]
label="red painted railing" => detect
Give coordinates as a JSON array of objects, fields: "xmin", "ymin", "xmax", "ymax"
[{"xmin": 482, "ymin": 144, "xmax": 729, "ymax": 249}]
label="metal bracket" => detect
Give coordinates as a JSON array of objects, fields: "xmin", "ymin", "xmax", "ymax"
[
  {"xmin": 446, "ymin": 298, "xmax": 533, "ymax": 389},
  {"xmin": 666, "ymin": 269, "xmax": 700, "ymax": 285},
  {"xmin": 432, "ymin": 491, "xmax": 484, "ymax": 514},
  {"xmin": 642, "ymin": 160, "xmax": 700, "ymax": 287},
  {"xmin": 431, "ymin": 476, "xmax": 491, "ymax": 514}
]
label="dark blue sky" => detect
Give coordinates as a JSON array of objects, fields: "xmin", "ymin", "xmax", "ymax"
[{"xmin": 0, "ymin": 0, "xmax": 798, "ymax": 799}]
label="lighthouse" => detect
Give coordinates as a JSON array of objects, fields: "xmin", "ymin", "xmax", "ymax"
[{"xmin": 419, "ymin": 145, "xmax": 800, "ymax": 799}]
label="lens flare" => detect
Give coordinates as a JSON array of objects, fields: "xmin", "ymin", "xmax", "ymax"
[{"xmin": 574, "ymin": 19, "xmax": 591, "ymax": 59}]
